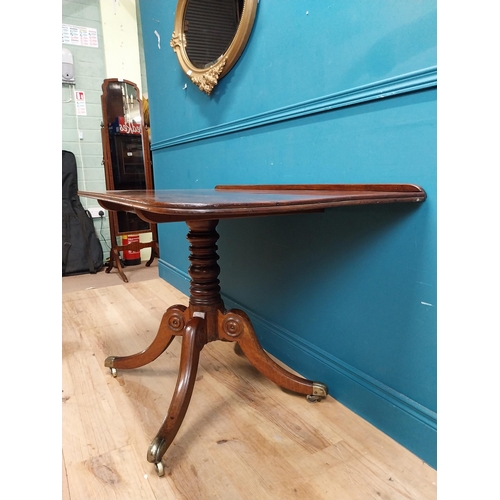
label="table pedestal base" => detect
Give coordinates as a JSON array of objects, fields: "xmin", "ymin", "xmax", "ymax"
[{"xmin": 104, "ymin": 219, "xmax": 328, "ymax": 476}]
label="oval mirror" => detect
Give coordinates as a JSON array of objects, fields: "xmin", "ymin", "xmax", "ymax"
[{"xmin": 170, "ymin": 0, "xmax": 258, "ymax": 95}]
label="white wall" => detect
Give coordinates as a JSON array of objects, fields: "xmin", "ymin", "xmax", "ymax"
[
  {"xmin": 99, "ymin": 0, "xmax": 152, "ymax": 260},
  {"xmin": 100, "ymin": 0, "xmax": 143, "ymax": 93}
]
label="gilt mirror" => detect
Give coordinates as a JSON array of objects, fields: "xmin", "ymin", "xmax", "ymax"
[{"xmin": 170, "ymin": 0, "xmax": 258, "ymax": 95}]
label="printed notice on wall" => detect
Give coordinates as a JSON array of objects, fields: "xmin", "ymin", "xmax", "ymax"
[
  {"xmin": 75, "ymin": 91, "xmax": 87, "ymax": 116},
  {"xmin": 62, "ymin": 24, "xmax": 98, "ymax": 48}
]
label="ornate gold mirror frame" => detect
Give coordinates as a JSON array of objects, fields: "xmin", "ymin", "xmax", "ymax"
[{"xmin": 170, "ymin": 0, "xmax": 258, "ymax": 95}]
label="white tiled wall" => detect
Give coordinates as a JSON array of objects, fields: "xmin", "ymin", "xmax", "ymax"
[{"xmin": 62, "ymin": 0, "xmax": 149, "ymax": 259}]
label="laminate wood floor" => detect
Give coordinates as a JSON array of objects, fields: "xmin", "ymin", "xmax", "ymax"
[{"xmin": 62, "ymin": 277, "xmax": 437, "ymax": 500}]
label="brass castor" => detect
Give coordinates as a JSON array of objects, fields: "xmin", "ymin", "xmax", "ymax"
[
  {"xmin": 306, "ymin": 394, "xmax": 322, "ymax": 403},
  {"xmin": 306, "ymin": 382, "xmax": 328, "ymax": 403},
  {"xmin": 104, "ymin": 356, "xmax": 117, "ymax": 377},
  {"xmin": 154, "ymin": 461, "xmax": 165, "ymax": 477},
  {"xmin": 148, "ymin": 436, "xmax": 167, "ymax": 477}
]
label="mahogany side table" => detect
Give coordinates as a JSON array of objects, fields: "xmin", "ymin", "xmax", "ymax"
[{"xmin": 78, "ymin": 184, "xmax": 426, "ymax": 476}]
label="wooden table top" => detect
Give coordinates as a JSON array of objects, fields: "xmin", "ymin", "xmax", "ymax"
[{"xmin": 78, "ymin": 184, "xmax": 426, "ymax": 223}]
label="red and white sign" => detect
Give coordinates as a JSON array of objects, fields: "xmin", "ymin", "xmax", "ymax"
[
  {"xmin": 118, "ymin": 116, "xmax": 141, "ymax": 135},
  {"xmin": 74, "ymin": 90, "xmax": 87, "ymax": 116}
]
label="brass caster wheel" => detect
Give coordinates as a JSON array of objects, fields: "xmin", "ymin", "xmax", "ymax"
[
  {"xmin": 104, "ymin": 356, "xmax": 116, "ymax": 377},
  {"xmin": 147, "ymin": 436, "xmax": 167, "ymax": 470},
  {"xmin": 306, "ymin": 382, "xmax": 328, "ymax": 403},
  {"xmin": 306, "ymin": 394, "xmax": 322, "ymax": 403},
  {"xmin": 155, "ymin": 461, "xmax": 165, "ymax": 477}
]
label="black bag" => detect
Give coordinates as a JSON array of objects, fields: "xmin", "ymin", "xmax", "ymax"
[{"xmin": 62, "ymin": 150, "xmax": 104, "ymax": 276}]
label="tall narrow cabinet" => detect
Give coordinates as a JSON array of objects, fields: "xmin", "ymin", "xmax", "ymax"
[{"xmin": 100, "ymin": 78, "xmax": 158, "ymax": 282}]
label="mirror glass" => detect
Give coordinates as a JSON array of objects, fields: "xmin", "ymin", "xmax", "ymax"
[
  {"xmin": 104, "ymin": 82, "xmax": 145, "ymax": 191},
  {"xmin": 102, "ymin": 80, "xmax": 150, "ymax": 233},
  {"xmin": 170, "ymin": 0, "xmax": 257, "ymax": 95},
  {"xmin": 184, "ymin": 0, "xmax": 244, "ymax": 69}
]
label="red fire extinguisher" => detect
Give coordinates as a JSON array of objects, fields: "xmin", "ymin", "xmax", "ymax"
[{"xmin": 122, "ymin": 234, "xmax": 141, "ymax": 266}]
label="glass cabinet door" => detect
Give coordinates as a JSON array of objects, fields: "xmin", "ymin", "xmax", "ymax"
[{"xmin": 101, "ymin": 79, "xmax": 153, "ymax": 234}]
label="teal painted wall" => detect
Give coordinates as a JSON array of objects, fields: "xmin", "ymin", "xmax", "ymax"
[{"xmin": 139, "ymin": 0, "xmax": 437, "ymax": 467}]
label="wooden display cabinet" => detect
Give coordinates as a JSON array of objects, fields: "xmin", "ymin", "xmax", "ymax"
[{"xmin": 100, "ymin": 78, "xmax": 158, "ymax": 282}]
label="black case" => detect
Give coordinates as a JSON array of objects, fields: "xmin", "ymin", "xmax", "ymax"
[{"xmin": 62, "ymin": 150, "xmax": 104, "ymax": 276}]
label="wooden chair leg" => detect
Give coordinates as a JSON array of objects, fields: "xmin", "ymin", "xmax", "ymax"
[
  {"xmin": 106, "ymin": 247, "xmax": 128, "ymax": 282},
  {"xmin": 104, "ymin": 305, "xmax": 187, "ymax": 374},
  {"xmin": 147, "ymin": 316, "xmax": 205, "ymax": 476},
  {"xmin": 105, "ymin": 250, "xmax": 114, "ymax": 274},
  {"xmin": 145, "ymin": 243, "xmax": 156, "ymax": 267},
  {"xmin": 113, "ymin": 248, "xmax": 129, "ymax": 282}
]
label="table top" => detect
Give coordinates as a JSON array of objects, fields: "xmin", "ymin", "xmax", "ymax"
[{"xmin": 78, "ymin": 184, "xmax": 426, "ymax": 223}]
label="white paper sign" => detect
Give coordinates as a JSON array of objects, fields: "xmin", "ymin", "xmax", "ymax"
[{"xmin": 62, "ymin": 24, "xmax": 98, "ymax": 48}]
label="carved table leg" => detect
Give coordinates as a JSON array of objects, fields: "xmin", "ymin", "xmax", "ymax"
[
  {"xmin": 147, "ymin": 316, "xmax": 205, "ymax": 476},
  {"xmin": 104, "ymin": 305, "xmax": 187, "ymax": 377},
  {"xmin": 185, "ymin": 220, "xmax": 327, "ymax": 401},
  {"xmin": 105, "ymin": 219, "xmax": 328, "ymax": 476},
  {"xmin": 219, "ymin": 308, "xmax": 328, "ymax": 402}
]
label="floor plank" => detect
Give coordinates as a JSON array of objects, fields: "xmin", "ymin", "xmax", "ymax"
[{"xmin": 62, "ymin": 278, "xmax": 436, "ymax": 500}]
